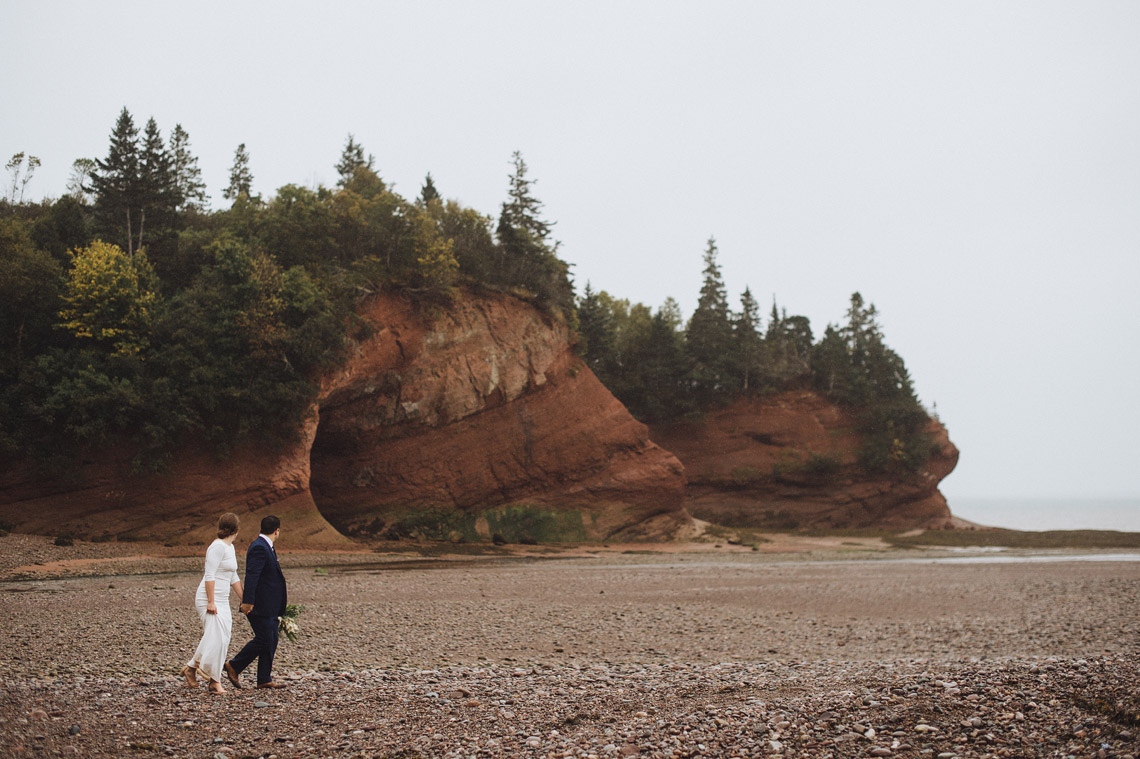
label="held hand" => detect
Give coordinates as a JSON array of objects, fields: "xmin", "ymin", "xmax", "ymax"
[
  {"xmin": 240, "ymin": 603, "xmax": 254, "ymax": 615},
  {"xmin": 206, "ymin": 601, "xmax": 218, "ymax": 615}
]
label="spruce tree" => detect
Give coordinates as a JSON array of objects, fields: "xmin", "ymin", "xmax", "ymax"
[
  {"xmin": 91, "ymin": 107, "xmax": 141, "ymax": 253},
  {"xmin": 734, "ymin": 287, "xmax": 762, "ymax": 391},
  {"xmin": 168, "ymin": 124, "xmax": 208, "ymax": 212},
  {"xmin": 685, "ymin": 237, "xmax": 734, "ymax": 402},
  {"xmin": 497, "ymin": 151, "xmax": 555, "ymax": 252},
  {"xmin": 223, "ymin": 143, "xmax": 254, "ymax": 201},
  {"xmin": 137, "ymin": 117, "xmax": 176, "ymax": 251},
  {"xmin": 336, "ymin": 134, "xmax": 374, "ymax": 188},
  {"xmin": 576, "ymin": 282, "xmax": 617, "ymax": 377},
  {"xmin": 418, "ymin": 172, "xmax": 440, "ymax": 205}
]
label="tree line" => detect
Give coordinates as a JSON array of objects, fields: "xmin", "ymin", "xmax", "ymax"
[
  {"xmin": 1, "ymin": 108, "xmax": 572, "ymax": 470},
  {"xmin": 2, "ymin": 107, "xmax": 933, "ymax": 475},
  {"xmin": 577, "ymin": 239, "xmax": 934, "ymax": 472}
]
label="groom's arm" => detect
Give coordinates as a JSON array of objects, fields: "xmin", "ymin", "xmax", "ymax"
[{"xmin": 242, "ymin": 542, "xmax": 267, "ymax": 612}]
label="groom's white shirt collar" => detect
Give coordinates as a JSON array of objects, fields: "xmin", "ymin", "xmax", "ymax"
[{"xmin": 259, "ymin": 533, "xmax": 275, "ymax": 548}]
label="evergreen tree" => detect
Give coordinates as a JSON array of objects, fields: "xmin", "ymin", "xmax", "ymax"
[
  {"xmin": 685, "ymin": 237, "xmax": 734, "ymax": 401},
  {"xmin": 418, "ymin": 172, "xmax": 440, "ymax": 205},
  {"xmin": 811, "ymin": 324, "xmax": 851, "ymax": 398},
  {"xmin": 223, "ymin": 143, "xmax": 254, "ymax": 201},
  {"xmin": 733, "ymin": 287, "xmax": 762, "ymax": 390},
  {"xmin": 168, "ymin": 124, "xmax": 208, "ymax": 212},
  {"xmin": 576, "ymin": 282, "xmax": 617, "ymax": 376},
  {"xmin": 497, "ymin": 151, "xmax": 555, "ymax": 254},
  {"xmin": 639, "ymin": 306, "xmax": 692, "ymax": 421},
  {"xmin": 494, "ymin": 151, "xmax": 571, "ymax": 313},
  {"xmin": 90, "ymin": 107, "xmax": 141, "ymax": 253},
  {"xmin": 336, "ymin": 134, "xmax": 374, "ymax": 188},
  {"xmin": 137, "ymin": 117, "xmax": 176, "ymax": 251}
]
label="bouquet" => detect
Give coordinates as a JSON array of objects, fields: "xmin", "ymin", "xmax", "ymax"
[{"xmin": 279, "ymin": 604, "xmax": 303, "ymax": 643}]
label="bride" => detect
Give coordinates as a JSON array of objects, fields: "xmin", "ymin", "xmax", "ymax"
[{"xmin": 182, "ymin": 513, "xmax": 243, "ymax": 695}]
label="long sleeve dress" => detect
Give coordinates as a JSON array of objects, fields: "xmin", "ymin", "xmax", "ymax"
[{"xmin": 186, "ymin": 539, "xmax": 239, "ymax": 682}]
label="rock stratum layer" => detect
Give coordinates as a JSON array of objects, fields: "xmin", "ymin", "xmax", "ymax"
[
  {"xmin": 0, "ymin": 290, "xmax": 688, "ymax": 545},
  {"xmin": 650, "ymin": 391, "xmax": 959, "ymax": 530}
]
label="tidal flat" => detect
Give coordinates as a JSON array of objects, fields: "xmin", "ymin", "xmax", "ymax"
[{"xmin": 1, "ymin": 534, "xmax": 1139, "ymax": 758}]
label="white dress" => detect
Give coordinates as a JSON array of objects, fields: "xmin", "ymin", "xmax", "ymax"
[{"xmin": 186, "ymin": 539, "xmax": 239, "ymax": 682}]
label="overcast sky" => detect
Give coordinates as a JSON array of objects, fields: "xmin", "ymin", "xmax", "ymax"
[{"xmin": 4, "ymin": 1, "xmax": 1139, "ymax": 517}]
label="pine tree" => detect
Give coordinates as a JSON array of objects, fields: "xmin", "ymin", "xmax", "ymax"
[
  {"xmin": 90, "ymin": 107, "xmax": 141, "ymax": 253},
  {"xmin": 223, "ymin": 143, "xmax": 254, "ymax": 201},
  {"xmin": 336, "ymin": 134, "xmax": 374, "ymax": 188},
  {"xmin": 168, "ymin": 124, "xmax": 208, "ymax": 212},
  {"xmin": 685, "ymin": 237, "xmax": 734, "ymax": 401}
]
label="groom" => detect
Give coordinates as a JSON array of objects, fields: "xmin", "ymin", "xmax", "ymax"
[{"xmin": 226, "ymin": 515, "xmax": 288, "ymax": 689}]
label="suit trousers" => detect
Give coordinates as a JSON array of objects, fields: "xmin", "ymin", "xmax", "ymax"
[{"xmin": 229, "ymin": 613, "xmax": 278, "ymax": 685}]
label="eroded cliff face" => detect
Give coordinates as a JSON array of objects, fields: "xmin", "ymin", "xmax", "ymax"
[
  {"xmin": 0, "ymin": 412, "xmax": 346, "ymax": 547},
  {"xmin": 650, "ymin": 391, "xmax": 959, "ymax": 530},
  {"xmin": 310, "ymin": 292, "xmax": 688, "ymax": 542},
  {"xmin": 0, "ymin": 290, "xmax": 688, "ymax": 545}
]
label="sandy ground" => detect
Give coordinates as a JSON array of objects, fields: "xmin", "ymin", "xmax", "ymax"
[{"xmin": 1, "ymin": 533, "xmax": 1139, "ymax": 758}]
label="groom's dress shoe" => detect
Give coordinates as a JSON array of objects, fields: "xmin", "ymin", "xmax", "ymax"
[
  {"xmin": 224, "ymin": 662, "xmax": 242, "ymax": 689},
  {"xmin": 256, "ymin": 681, "xmax": 286, "ymax": 689}
]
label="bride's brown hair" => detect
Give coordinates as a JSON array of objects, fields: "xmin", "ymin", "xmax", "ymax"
[{"xmin": 217, "ymin": 512, "xmax": 240, "ymax": 539}]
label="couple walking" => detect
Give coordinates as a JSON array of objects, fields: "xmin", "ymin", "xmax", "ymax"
[{"xmin": 181, "ymin": 513, "xmax": 289, "ymax": 694}]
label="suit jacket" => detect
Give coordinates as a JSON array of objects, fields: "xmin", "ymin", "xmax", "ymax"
[{"xmin": 241, "ymin": 535, "xmax": 287, "ymax": 618}]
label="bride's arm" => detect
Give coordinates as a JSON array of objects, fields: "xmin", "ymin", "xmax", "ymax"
[
  {"xmin": 231, "ymin": 578, "xmax": 243, "ymax": 602},
  {"xmin": 205, "ymin": 580, "xmax": 217, "ymax": 614},
  {"xmin": 203, "ymin": 542, "xmax": 222, "ymax": 614}
]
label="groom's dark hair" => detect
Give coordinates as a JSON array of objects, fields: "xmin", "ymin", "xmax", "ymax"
[{"xmin": 260, "ymin": 515, "xmax": 281, "ymax": 534}]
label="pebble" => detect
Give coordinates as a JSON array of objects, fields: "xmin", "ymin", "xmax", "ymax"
[{"xmin": 0, "ymin": 537, "xmax": 1138, "ymax": 759}]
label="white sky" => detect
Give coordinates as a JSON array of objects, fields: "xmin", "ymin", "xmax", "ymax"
[{"xmin": 4, "ymin": 1, "xmax": 1139, "ymax": 508}]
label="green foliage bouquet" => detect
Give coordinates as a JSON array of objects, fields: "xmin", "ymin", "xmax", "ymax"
[{"xmin": 279, "ymin": 604, "xmax": 303, "ymax": 643}]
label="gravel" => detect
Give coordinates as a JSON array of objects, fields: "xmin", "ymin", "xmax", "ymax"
[{"xmin": 2, "ymin": 534, "xmax": 1138, "ymax": 758}]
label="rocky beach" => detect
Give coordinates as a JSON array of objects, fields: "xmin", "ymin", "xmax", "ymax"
[{"xmin": 2, "ymin": 534, "xmax": 1138, "ymax": 758}]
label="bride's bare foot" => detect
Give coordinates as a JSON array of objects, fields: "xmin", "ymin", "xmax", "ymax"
[
  {"xmin": 180, "ymin": 666, "xmax": 199, "ymax": 688},
  {"xmin": 207, "ymin": 680, "xmax": 225, "ymax": 695}
]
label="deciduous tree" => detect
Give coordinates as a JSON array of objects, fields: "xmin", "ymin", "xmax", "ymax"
[
  {"xmin": 5, "ymin": 152, "xmax": 41, "ymax": 204},
  {"xmin": 58, "ymin": 240, "xmax": 159, "ymax": 356}
]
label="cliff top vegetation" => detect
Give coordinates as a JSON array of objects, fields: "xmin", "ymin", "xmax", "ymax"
[{"xmin": 2, "ymin": 108, "xmax": 932, "ymax": 474}]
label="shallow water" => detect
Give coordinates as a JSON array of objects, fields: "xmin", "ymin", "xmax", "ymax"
[{"xmin": 950, "ymin": 496, "xmax": 1140, "ymax": 531}]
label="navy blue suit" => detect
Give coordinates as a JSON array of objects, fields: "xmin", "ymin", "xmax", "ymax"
[{"xmin": 229, "ymin": 535, "xmax": 287, "ymax": 685}]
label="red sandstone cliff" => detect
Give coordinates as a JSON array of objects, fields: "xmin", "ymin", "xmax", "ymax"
[
  {"xmin": 310, "ymin": 292, "xmax": 687, "ymax": 541},
  {"xmin": 650, "ymin": 391, "xmax": 959, "ymax": 530},
  {"xmin": 0, "ymin": 290, "xmax": 688, "ymax": 545}
]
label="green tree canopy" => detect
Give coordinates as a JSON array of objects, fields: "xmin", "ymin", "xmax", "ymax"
[{"xmin": 58, "ymin": 240, "xmax": 159, "ymax": 356}]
